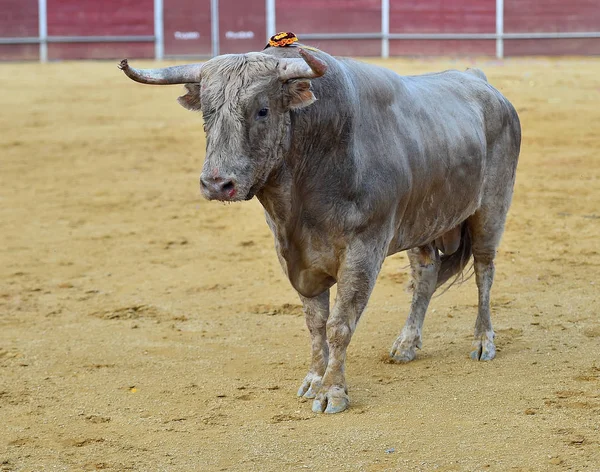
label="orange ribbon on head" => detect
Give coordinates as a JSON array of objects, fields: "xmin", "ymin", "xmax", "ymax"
[{"xmin": 267, "ymin": 32, "xmax": 299, "ymax": 48}]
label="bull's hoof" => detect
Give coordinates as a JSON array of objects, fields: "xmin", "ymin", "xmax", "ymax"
[
  {"xmin": 389, "ymin": 331, "xmax": 422, "ymax": 363},
  {"xmin": 297, "ymin": 372, "xmax": 322, "ymax": 399},
  {"xmin": 470, "ymin": 331, "xmax": 496, "ymax": 361},
  {"xmin": 390, "ymin": 348, "xmax": 416, "ymax": 363},
  {"xmin": 312, "ymin": 385, "xmax": 349, "ymax": 414}
]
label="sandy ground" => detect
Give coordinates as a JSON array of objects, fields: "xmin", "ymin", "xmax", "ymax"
[{"xmin": 1, "ymin": 56, "xmax": 599, "ymax": 471}]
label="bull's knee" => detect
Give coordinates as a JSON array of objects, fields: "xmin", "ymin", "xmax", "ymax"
[
  {"xmin": 326, "ymin": 320, "xmax": 351, "ymax": 348},
  {"xmin": 306, "ymin": 315, "xmax": 327, "ymax": 336}
]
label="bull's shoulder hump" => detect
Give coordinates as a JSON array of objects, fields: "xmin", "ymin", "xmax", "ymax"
[
  {"xmin": 335, "ymin": 58, "xmax": 408, "ymax": 98},
  {"xmin": 465, "ymin": 67, "xmax": 488, "ymax": 82}
]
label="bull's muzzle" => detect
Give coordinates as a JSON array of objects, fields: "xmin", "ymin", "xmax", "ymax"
[{"xmin": 200, "ymin": 174, "xmax": 237, "ymax": 201}]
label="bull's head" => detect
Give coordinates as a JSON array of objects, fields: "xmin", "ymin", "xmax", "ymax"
[{"xmin": 119, "ymin": 49, "xmax": 327, "ymax": 201}]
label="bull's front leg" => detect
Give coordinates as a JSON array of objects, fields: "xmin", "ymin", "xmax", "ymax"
[
  {"xmin": 297, "ymin": 290, "xmax": 330, "ymax": 399},
  {"xmin": 311, "ymin": 251, "xmax": 382, "ymax": 414}
]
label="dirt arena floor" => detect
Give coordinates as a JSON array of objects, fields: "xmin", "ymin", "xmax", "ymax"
[{"xmin": 1, "ymin": 55, "xmax": 599, "ymax": 471}]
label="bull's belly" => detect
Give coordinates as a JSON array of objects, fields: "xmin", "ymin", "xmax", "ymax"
[{"xmin": 389, "ymin": 199, "xmax": 480, "ymax": 254}]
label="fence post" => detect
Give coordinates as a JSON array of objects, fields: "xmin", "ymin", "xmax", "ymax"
[
  {"xmin": 381, "ymin": 0, "xmax": 389, "ymax": 58},
  {"xmin": 266, "ymin": 0, "xmax": 276, "ymax": 41},
  {"xmin": 154, "ymin": 0, "xmax": 164, "ymax": 60},
  {"xmin": 211, "ymin": 0, "xmax": 219, "ymax": 57},
  {"xmin": 496, "ymin": 0, "xmax": 504, "ymax": 59},
  {"xmin": 38, "ymin": 0, "xmax": 47, "ymax": 62}
]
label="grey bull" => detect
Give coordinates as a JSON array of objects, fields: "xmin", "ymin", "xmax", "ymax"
[{"xmin": 119, "ymin": 43, "xmax": 521, "ymax": 414}]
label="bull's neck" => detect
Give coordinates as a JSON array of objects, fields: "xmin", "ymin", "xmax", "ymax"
[
  {"xmin": 286, "ymin": 64, "xmax": 357, "ymax": 179},
  {"xmin": 256, "ymin": 159, "xmax": 291, "ymax": 225},
  {"xmin": 257, "ymin": 76, "xmax": 358, "ymax": 229}
]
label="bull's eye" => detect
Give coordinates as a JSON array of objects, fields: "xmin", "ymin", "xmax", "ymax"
[{"xmin": 257, "ymin": 108, "xmax": 269, "ymax": 119}]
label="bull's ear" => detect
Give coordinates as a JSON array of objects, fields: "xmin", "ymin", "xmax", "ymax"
[
  {"xmin": 177, "ymin": 83, "xmax": 202, "ymax": 111},
  {"xmin": 284, "ymin": 79, "xmax": 316, "ymax": 110}
]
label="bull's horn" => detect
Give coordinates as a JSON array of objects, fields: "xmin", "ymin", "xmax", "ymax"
[
  {"xmin": 277, "ymin": 49, "xmax": 327, "ymax": 81},
  {"xmin": 118, "ymin": 59, "xmax": 204, "ymax": 85}
]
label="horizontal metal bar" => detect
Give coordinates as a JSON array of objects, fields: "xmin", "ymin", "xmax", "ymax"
[
  {"xmin": 299, "ymin": 32, "xmax": 600, "ymax": 41},
  {"xmin": 0, "ymin": 36, "xmax": 154, "ymax": 45},
  {"xmin": 389, "ymin": 33, "xmax": 497, "ymax": 40},
  {"xmin": 503, "ymin": 31, "xmax": 600, "ymax": 39},
  {"xmin": 299, "ymin": 32, "xmax": 382, "ymax": 40},
  {"xmin": 2, "ymin": 32, "xmax": 600, "ymax": 47}
]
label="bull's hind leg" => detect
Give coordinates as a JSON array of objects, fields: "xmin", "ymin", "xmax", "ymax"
[
  {"xmin": 468, "ymin": 187, "xmax": 514, "ymax": 361},
  {"xmin": 468, "ymin": 107, "xmax": 520, "ymax": 360},
  {"xmin": 390, "ymin": 245, "xmax": 440, "ymax": 362},
  {"xmin": 467, "ymin": 212, "xmax": 501, "ymax": 361},
  {"xmin": 297, "ymin": 290, "xmax": 330, "ymax": 399},
  {"xmin": 470, "ymin": 248, "xmax": 496, "ymax": 361}
]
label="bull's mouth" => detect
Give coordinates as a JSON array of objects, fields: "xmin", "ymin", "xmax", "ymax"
[
  {"xmin": 200, "ymin": 178, "xmax": 262, "ymax": 202},
  {"xmin": 204, "ymin": 185, "xmax": 257, "ymax": 202},
  {"xmin": 244, "ymin": 183, "xmax": 260, "ymax": 201}
]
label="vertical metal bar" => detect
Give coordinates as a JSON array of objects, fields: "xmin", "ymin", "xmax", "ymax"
[
  {"xmin": 496, "ymin": 0, "xmax": 504, "ymax": 59},
  {"xmin": 381, "ymin": 0, "xmax": 389, "ymax": 58},
  {"xmin": 154, "ymin": 0, "xmax": 164, "ymax": 60},
  {"xmin": 266, "ymin": 0, "xmax": 276, "ymax": 41},
  {"xmin": 38, "ymin": 0, "xmax": 47, "ymax": 62},
  {"xmin": 211, "ymin": 0, "xmax": 219, "ymax": 57}
]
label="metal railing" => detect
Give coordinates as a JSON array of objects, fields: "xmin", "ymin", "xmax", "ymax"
[{"xmin": 1, "ymin": 0, "xmax": 599, "ymax": 61}]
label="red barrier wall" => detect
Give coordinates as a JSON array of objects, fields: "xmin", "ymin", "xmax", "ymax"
[
  {"xmin": 276, "ymin": 0, "xmax": 381, "ymax": 56},
  {"xmin": 219, "ymin": 0, "xmax": 266, "ymax": 54},
  {"xmin": 276, "ymin": 0, "xmax": 381, "ymax": 34},
  {"xmin": 504, "ymin": 0, "xmax": 600, "ymax": 55},
  {"xmin": 46, "ymin": 0, "xmax": 154, "ymax": 60},
  {"xmin": 391, "ymin": 0, "xmax": 495, "ymax": 33},
  {"xmin": 0, "ymin": 0, "xmax": 39, "ymax": 60},
  {"xmin": 1, "ymin": 0, "xmax": 599, "ymax": 60},
  {"xmin": 390, "ymin": 0, "xmax": 495, "ymax": 56},
  {"xmin": 163, "ymin": 0, "xmax": 211, "ymax": 56}
]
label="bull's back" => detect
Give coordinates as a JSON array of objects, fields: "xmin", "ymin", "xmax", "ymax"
[{"xmin": 338, "ymin": 63, "xmax": 494, "ymax": 248}]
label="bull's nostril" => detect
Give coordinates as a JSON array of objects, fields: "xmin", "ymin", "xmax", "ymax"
[
  {"xmin": 200, "ymin": 176, "xmax": 235, "ymax": 199},
  {"xmin": 221, "ymin": 180, "xmax": 235, "ymax": 192}
]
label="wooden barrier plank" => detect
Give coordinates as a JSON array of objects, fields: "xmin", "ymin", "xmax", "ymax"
[
  {"xmin": 0, "ymin": 0, "xmax": 39, "ymax": 60},
  {"xmin": 163, "ymin": 0, "xmax": 211, "ymax": 56},
  {"xmin": 276, "ymin": 0, "xmax": 381, "ymax": 34},
  {"xmin": 0, "ymin": 44, "xmax": 39, "ymax": 61},
  {"xmin": 505, "ymin": 38, "xmax": 600, "ymax": 56},
  {"xmin": 0, "ymin": 0, "xmax": 39, "ymax": 36},
  {"xmin": 505, "ymin": 0, "xmax": 600, "ymax": 33},
  {"xmin": 47, "ymin": 0, "xmax": 154, "ymax": 36},
  {"xmin": 219, "ymin": 0, "xmax": 265, "ymax": 54},
  {"xmin": 391, "ymin": 0, "xmax": 495, "ymax": 34},
  {"xmin": 48, "ymin": 42, "xmax": 154, "ymax": 60},
  {"xmin": 390, "ymin": 39, "xmax": 495, "ymax": 56}
]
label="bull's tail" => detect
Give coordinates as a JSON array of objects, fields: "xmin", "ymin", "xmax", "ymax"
[{"xmin": 435, "ymin": 223, "xmax": 473, "ymax": 290}]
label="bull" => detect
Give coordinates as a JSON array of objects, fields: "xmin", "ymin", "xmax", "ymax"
[{"xmin": 119, "ymin": 39, "xmax": 521, "ymax": 414}]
